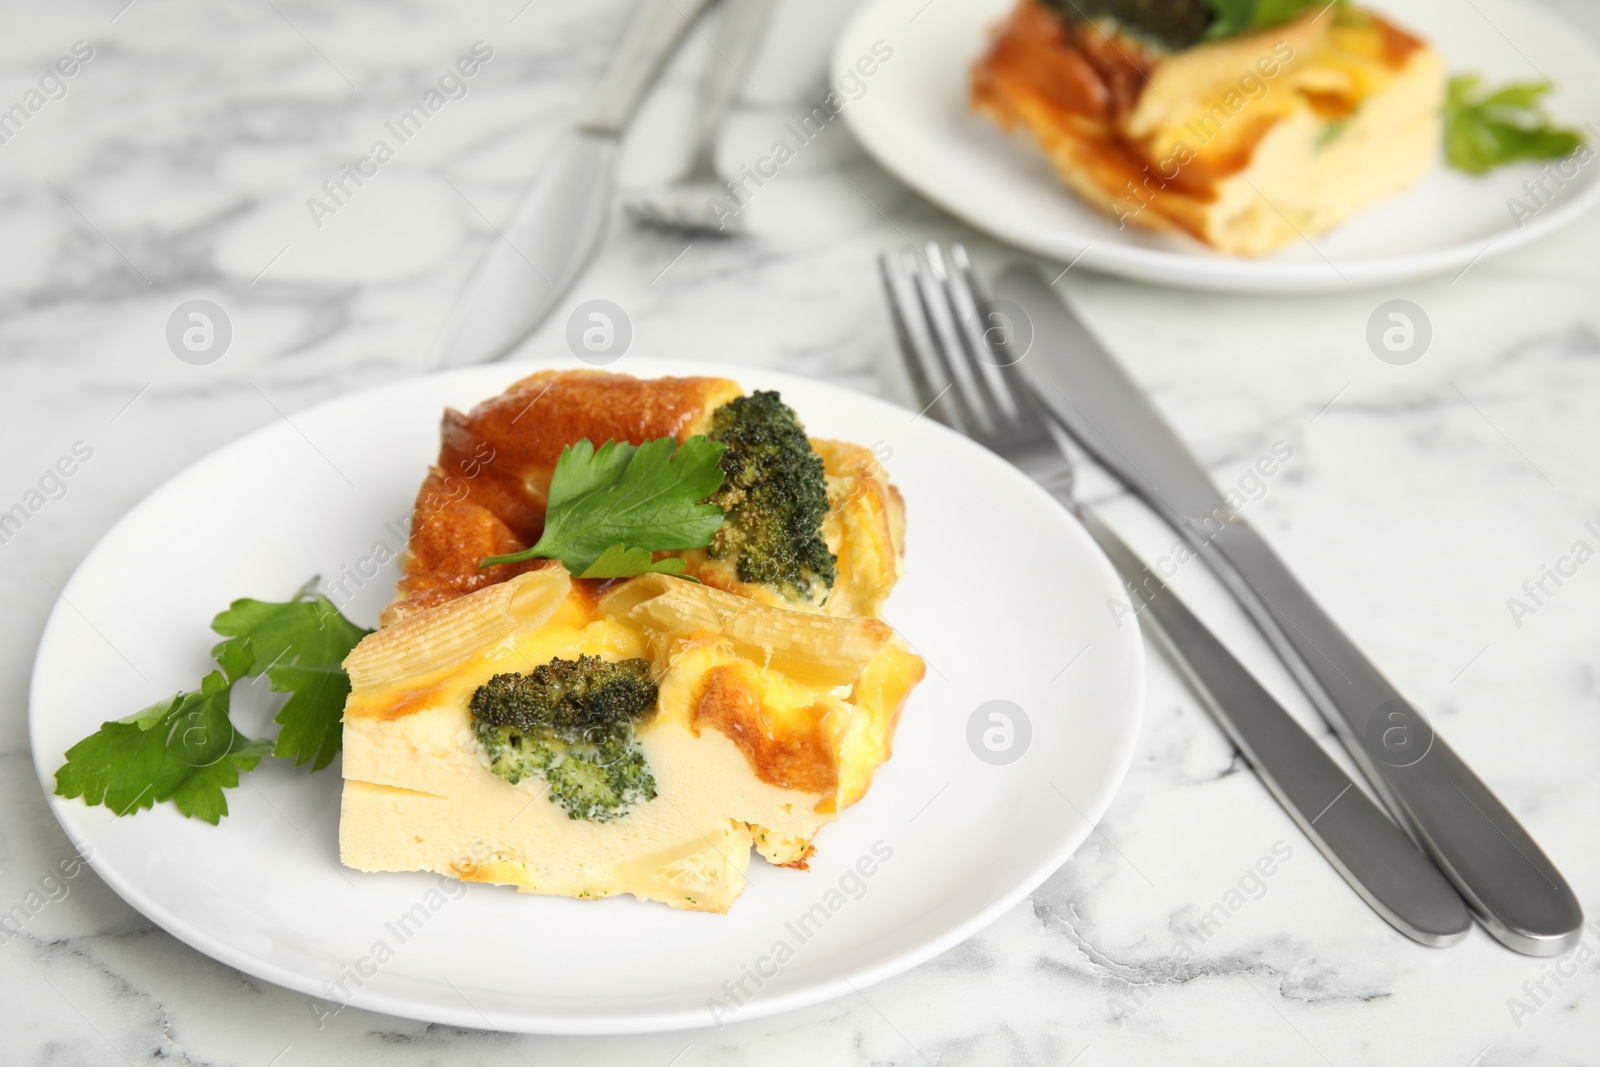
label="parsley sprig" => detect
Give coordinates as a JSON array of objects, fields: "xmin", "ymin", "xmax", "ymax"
[
  {"xmin": 54, "ymin": 586, "xmax": 371, "ymax": 824},
  {"xmin": 212, "ymin": 591, "xmax": 373, "ymax": 770},
  {"xmin": 55, "ymin": 435, "xmax": 728, "ymax": 824},
  {"xmin": 479, "ymin": 436, "xmax": 728, "ymax": 579},
  {"xmin": 1444, "ymin": 76, "xmax": 1586, "ymax": 175}
]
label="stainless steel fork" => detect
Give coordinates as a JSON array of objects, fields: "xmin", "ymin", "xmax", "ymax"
[
  {"xmin": 623, "ymin": 0, "xmax": 773, "ymax": 236},
  {"xmin": 879, "ymin": 244, "xmax": 1079, "ymax": 492},
  {"xmin": 878, "ymin": 242, "xmax": 1473, "ymax": 947}
]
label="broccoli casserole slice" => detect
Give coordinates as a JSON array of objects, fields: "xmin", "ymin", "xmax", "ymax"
[{"xmin": 972, "ymin": 0, "xmax": 1446, "ymax": 254}]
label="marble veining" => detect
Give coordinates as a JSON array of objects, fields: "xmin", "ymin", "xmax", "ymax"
[{"xmin": 3, "ymin": 0, "xmax": 1600, "ymax": 1063}]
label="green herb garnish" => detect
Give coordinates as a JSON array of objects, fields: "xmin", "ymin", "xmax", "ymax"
[
  {"xmin": 1042, "ymin": 0, "xmax": 1327, "ymax": 49},
  {"xmin": 53, "ymin": 667, "xmax": 270, "ymax": 825},
  {"xmin": 479, "ymin": 436, "xmax": 727, "ymax": 578},
  {"xmin": 1444, "ymin": 75, "xmax": 1585, "ymax": 175},
  {"xmin": 211, "ymin": 590, "xmax": 373, "ymax": 770},
  {"xmin": 1203, "ymin": 0, "xmax": 1326, "ymax": 41},
  {"xmin": 53, "ymin": 585, "xmax": 371, "ymax": 823},
  {"xmin": 1041, "ymin": 0, "xmax": 1216, "ymax": 49}
]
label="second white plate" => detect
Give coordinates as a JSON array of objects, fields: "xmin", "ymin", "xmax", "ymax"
[
  {"xmin": 833, "ymin": 0, "xmax": 1600, "ymax": 292},
  {"xmin": 31, "ymin": 358, "xmax": 1145, "ymax": 1034}
]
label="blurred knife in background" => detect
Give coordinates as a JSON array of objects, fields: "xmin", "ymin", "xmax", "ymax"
[{"xmin": 432, "ymin": 0, "xmax": 715, "ymax": 368}]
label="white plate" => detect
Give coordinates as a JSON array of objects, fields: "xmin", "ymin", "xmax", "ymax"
[
  {"xmin": 833, "ymin": 0, "xmax": 1600, "ymax": 292},
  {"xmin": 29, "ymin": 358, "xmax": 1144, "ymax": 1035}
]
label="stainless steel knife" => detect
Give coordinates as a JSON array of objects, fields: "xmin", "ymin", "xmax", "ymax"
[
  {"xmin": 432, "ymin": 0, "xmax": 714, "ymax": 368},
  {"xmin": 999, "ymin": 265, "xmax": 1584, "ymax": 956},
  {"xmin": 1074, "ymin": 504, "xmax": 1472, "ymax": 946}
]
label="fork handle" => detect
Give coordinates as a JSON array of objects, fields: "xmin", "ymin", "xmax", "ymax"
[
  {"xmin": 686, "ymin": 0, "xmax": 774, "ymax": 175},
  {"xmin": 1076, "ymin": 507, "xmax": 1472, "ymax": 946}
]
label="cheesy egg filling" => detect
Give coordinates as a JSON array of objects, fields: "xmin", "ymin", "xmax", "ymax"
[{"xmin": 339, "ymin": 569, "xmax": 924, "ymax": 912}]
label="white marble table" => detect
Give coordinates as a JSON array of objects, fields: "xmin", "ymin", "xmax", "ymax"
[{"xmin": 4, "ymin": 0, "xmax": 1598, "ymax": 1063}]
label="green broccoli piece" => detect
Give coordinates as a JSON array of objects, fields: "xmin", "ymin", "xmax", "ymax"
[
  {"xmin": 705, "ymin": 391, "xmax": 837, "ymax": 600},
  {"xmin": 1039, "ymin": 0, "xmax": 1216, "ymax": 50},
  {"xmin": 469, "ymin": 656, "xmax": 658, "ymax": 823}
]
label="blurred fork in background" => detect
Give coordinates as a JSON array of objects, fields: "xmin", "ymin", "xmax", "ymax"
[{"xmin": 624, "ymin": 0, "xmax": 774, "ymax": 236}]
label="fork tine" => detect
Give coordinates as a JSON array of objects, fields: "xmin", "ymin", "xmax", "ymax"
[
  {"xmin": 881, "ymin": 242, "xmax": 1072, "ymax": 497},
  {"xmin": 908, "ymin": 246, "xmax": 979, "ymax": 435},
  {"xmin": 940, "ymin": 246, "xmax": 1056, "ymax": 447},
  {"xmin": 881, "ymin": 242, "xmax": 1059, "ymax": 451},
  {"xmin": 878, "ymin": 251, "xmax": 956, "ymax": 428},
  {"xmin": 946, "ymin": 243, "xmax": 1050, "ymax": 440},
  {"xmin": 921, "ymin": 244, "xmax": 1004, "ymax": 435},
  {"xmin": 940, "ymin": 243, "xmax": 1022, "ymax": 434}
]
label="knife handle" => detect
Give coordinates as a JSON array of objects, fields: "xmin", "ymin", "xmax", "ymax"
[
  {"xmin": 997, "ymin": 263, "xmax": 1582, "ymax": 955},
  {"xmin": 1077, "ymin": 508, "xmax": 1472, "ymax": 946},
  {"xmin": 1203, "ymin": 520, "xmax": 1583, "ymax": 955},
  {"xmin": 578, "ymin": 0, "xmax": 716, "ymax": 136}
]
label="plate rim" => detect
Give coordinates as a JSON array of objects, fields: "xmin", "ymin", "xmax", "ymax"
[
  {"xmin": 832, "ymin": 0, "xmax": 1600, "ymax": 293},
  {"xmin": 29, "ymin": 356, "xmax": 1147, "ymax": 1034}
]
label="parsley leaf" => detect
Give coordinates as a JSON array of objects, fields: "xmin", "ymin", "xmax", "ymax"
[
  {"xmin": 53, "ymin": 584, "xmax": 372, "ymax": 823},
  {"xmin": 1445, "ymin": 75, "xmax": 1585, "ymax": 175},
  {"xmin": 481, "ymin": 436, "xmax": 728, "ymax": 576},
  {"xmin": 1204, "ymin": 0, "xmax": 1324, "ymax": 41},
  {"xmin": 212, "ymin": 592, "xmax": 372, "ymax": 771},
  {"xmin": 54, "ymin": 670, "xmax": 273, "ymax": 825},
  {"xmin": 578, "ymin": 544, "xmax": 697, "ymax": 580}
]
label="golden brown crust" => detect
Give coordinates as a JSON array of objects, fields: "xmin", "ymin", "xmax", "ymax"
[
  {"xmin": 385, "ymin": 370, "xmax": 742, "ymax": 625},
  {"xmin": 385, "ymin": 369, "xmax": 906, "ymax": 626},
  {"xmin": 772, "ymin": 844, "xmax": 815, "ymax": 870},
  {"xmin": 435, "ymin": 370, "xmax": 742, "ymax": 534},
  {"xmin": 692, "ymin": 664, "xmax": 839, "ymax": 795},
  {"xmin": 1374, "ymin": 16, "xmax": 1426, "ymax": 66},
  {"xmin": 815, "ymin": 439, "xmax": 905, "ymax": 618},
  {"xmin": 971, "ymin": 0, "xmax": 1223, "ymax": 242}
]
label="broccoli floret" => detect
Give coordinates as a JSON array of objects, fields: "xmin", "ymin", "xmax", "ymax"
[
  {"xmin": 1039, "ymin": 0, "xmax": 1215, "ymax": 50},
  {"xmin": 469, "ymin": 656, "xmax": 658, "ymax": 822},
  {"xmin": 706, "ymin": 391, "xmax": 837, "ymax": 600}
]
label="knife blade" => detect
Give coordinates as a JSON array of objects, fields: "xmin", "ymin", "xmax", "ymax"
[
  {"xmin": 1072, "ymin": 503, "xmax": 1471, "ymax": 946},
  {"xmin": 432, "ymin": 0, "xmax": 714, "ymax": 368},
  {"xmin": 999, "ymin": 265, "xmax": 1584, "ymax": 957}
]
